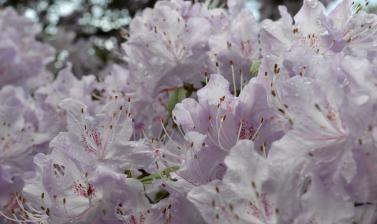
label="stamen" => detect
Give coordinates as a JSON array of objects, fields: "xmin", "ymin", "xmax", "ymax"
[
  {"xmin": 251, "ymin": 118, "xmax": 265, "ymax": 141},
  {"xmin": 159, "ymin": 119, "xmax": 181, "ymax": 148},
  {"xmin": 239, "ymin": 69, "xmax": 244, "ymax": 91},
  {"xmin": 230, "ymin": 60, "xmax": 237, "ymax": 96}
]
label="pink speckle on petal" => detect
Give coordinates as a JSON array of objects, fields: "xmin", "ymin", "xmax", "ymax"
[
  {"xmin": 327, "ymin": 109, "xmax": 337, "ymax": 122},
  {"xmin": 81, "ymin": 128, "xmax": 102, "ymax": 153},
  {"xmin": 247, "ymin": 201, "xmax": 261, "ymax": 219},
  {"xmin": 73, "ymin": 182, "xmax": 96, "ymax": 198},
  {"xmin": 239, "ymin": 121, "xmax": 256, "ymax": 140},
  {"xmin": 261, "ymin": 193, "xmax": 273, "ymax": 220}
]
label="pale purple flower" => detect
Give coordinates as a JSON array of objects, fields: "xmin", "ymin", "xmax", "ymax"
[
  {"xmin": 14, "ymin": 149, "xmax": 147, "ymax": 224},
  {"xmin": 320, "ymin": 0, "xmax": 377, "ymax": 59},
  {"xmin": 0, "ymin": 86, "xmax": 50, "ymax": 213},
  {"xmin": 260, "ymin": 0, "xmax": 377, "ymax": 58},
  {"xmin": 54, "ymin": 98, "xmax": 155, "ymax": 172},
  {"xmin": 189, "ymin": 140, "xmax": 356, "ymax": 223},
  {"xmin": 124, "ymin": 0, "xmax": 214, "ymax": 98},
  {"xmin": 209, "ymin": 3, "xmax": 260, "ymax": 90},
  {"xmin": 173, "ymin": 74, "xmax": 282, "ymax": 155},
  {"xmin": 0, "ymin": 7, "xmax": 55, "ymax": 89},
  {"xmin": 256, "ymin": 19, "xmax": 377, "ymax": 223},
  {"xmin": 172, "ymin": 74, "xmax": 283, "ymax": 191},
  {"xmin": 99, "ymin": 64, "xmax": 169, "ymax": 138},
  {"xmin": 1, "ymin": 0, "xmax": 377, "ymax": 223},
  {"xmin": 0, "ymin": 86, "xmax": 48, "ymax": 162},
  {"xmin": 259, "ymin": 0, "xmax": 327, "ymax": 56},
  {"xmin": 34, "ymin": 65, "xmax": 98, "ymax": 138}
]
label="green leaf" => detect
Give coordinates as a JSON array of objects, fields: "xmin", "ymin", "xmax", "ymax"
[
  {"xmin": 145, "ymin": 190, "xmax": 170, "ymax": 204},
  {"xmin": 124, "ymin": 169, "xmax": 133, "ymax": 178},
  {"xmin": 138, "ymin": 166, "xmax": 180, "ymax": 184},
  {"xmin": 167, "ymin": 87, "xmax": 187, "ymax": 116},
  {"xmin": 154, "ymin": 190, "xmax": 170, "ymax": 204},
  {"xmin": 249, "ymin": 59, "xmax": 261, "ymax": 77}
]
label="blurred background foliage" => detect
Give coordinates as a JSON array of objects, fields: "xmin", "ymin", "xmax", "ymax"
[{"xmin": 0, "ymin": 0, "xmax": 375, "ymax": 77}]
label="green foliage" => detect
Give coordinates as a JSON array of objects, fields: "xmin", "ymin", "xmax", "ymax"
[
  {"xmin": 249, "ymin": 59, "xmax": 261, "ymax": 77},
  {"xmin": 138, "ymin": 166, "xmax": 180, "ymax": 184},
  {"xmin": 153, "ymin": 190, "xmax": 170, "ymax": 204},
  {"xmin": 167, "ymin": 87, "xmax": 187, "ymax": 117}
]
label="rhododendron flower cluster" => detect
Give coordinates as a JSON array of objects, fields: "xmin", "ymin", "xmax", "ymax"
[{"xmin": 1, "ymin": 0, "xmax": 377, "ymax": 223}]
